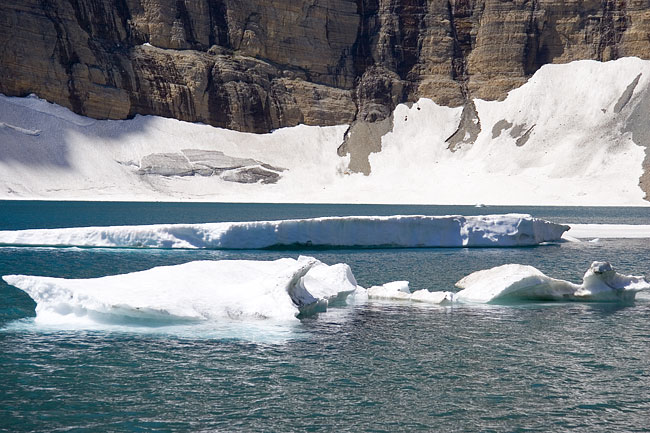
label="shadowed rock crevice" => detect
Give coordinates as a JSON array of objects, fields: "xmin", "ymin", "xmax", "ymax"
[
  {"xmin": 595, "ymin": 0, "xmax": 628, "ymax": 61},
  {"xmin": 351, "ymin": 0, "xmax": 379, "ymax": 78},
  {"xmin": 522, "ymin": 0, "xmax": 543, "ymax": 76},
  {"xmin": 41, "ymin": 0, "xmax": 85, "ymax": 115},
  {"xmin": 394, "ymin": 0, "xmax": 428, "ymax": 80},
  {"xmin": 207, "ymin": 0, "xmax": 230, "ymax": 47},
  {"xmin": 448, "ymin": 0, "xmax": 475, "ymax": 100},
  {"xmin": 174, "ymin": 0, "xmax": 199, "ymax": 49}
]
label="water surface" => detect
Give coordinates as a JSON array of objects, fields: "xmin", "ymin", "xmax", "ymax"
[{"xmin": 1, "ymin": 201, "xmax": 648, "ymax": 432}]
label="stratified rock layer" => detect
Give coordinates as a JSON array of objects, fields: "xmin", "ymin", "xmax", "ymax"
[{"xmin": 2, "ymin": 0, "xmax": 650, "ymax": 133}]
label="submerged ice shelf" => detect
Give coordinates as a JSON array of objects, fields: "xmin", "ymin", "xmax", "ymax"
[
  {"xmin": 0, "ymin": 214, "xmax": 568, "ymax": 249},
  {"xmin": 563, "ymin": 224, "xmax": 650, "ymax": 239}
]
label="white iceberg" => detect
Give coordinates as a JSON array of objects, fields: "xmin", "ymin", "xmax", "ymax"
[
  {"xmin": 366, "ymin": 261, "xmax": 649, "ymax": 306},
  {"xmin": 0, "ymin": 214, "xmax": 569, "ymax": 249},
  {"xmin": 1, "ymin": 256, "xmax": 359, "ymax": 326},
  {"xmin": 367, "ymin": 281, "xmax": 412, "ymax": 301},
  {"xmin": 454, "ymin": 261, "xmax": 650, "ymax": 303}
]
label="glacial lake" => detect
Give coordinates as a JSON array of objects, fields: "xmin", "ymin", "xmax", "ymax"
[{"xmin": 1, "ymin": 201, "xmax": 649, "ymax": 432}]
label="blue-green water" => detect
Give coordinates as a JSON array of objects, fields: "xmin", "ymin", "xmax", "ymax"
[{"xmin": 1, "ymin": 202, "xmax": 649, "ymax": 432}]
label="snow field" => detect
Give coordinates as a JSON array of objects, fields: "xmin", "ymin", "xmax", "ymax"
[
  {"xmin": 2, "ymin": 256, "xmax": 360, "ymax": 325},
  {"xmin": 1, "ymin": 58, "xmax": 650, "ymax": 204}
]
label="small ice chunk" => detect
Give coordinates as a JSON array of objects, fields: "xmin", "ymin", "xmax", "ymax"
[
  {"xmin": 454, "ymin": 264, "xmax": 577, "ymax": 303},
  {"xmin": 367, "ymin": 281, "xmax": 454, "ymax": 305},
  {"xmin": 367, "ymin": 281, "xmax": 412, "ymax": 301},
  {"xmin": 410, "ymin": 289, "xmax": 455, "ymax": 304}
]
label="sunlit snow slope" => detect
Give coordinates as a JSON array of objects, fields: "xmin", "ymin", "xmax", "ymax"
[{"xmin": 1, "ymin": 58, "xmax": 649, "ymax": 205}]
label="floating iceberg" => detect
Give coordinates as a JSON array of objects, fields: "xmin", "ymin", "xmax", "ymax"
[
  {"xmin": 0, "ymin": 214, "xmax": 568, "ymax": 249},
  {"xmin": 4, "ymin": 256, "xmax": 647, "ymax": 332},
  {"xmin": 364, "ymin": 262, "xmax": 649, "ymax": 305},
  {"xmin": 454, "ymin": 261, "xmax": 650, "ymax": 303},
  {"xmin": 2, "ymin": 256, "xmax": 359, "ymax": 326}
]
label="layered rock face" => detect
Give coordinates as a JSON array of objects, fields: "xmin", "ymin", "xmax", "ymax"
[
  {"xmin": 1, "ymin": 0, "xmax": 360, "ymax": 132},
  {"xmin": 2, "ymin": 0, "xmax": 650, "ymax": 134}
]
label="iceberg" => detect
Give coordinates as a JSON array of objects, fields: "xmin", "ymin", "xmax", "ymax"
[
  {"xmin": 0, "ymin": 214, "xmax": 569, "ymax": 249},
  {"xmin": 3, "ymin": 254, "xmax": 646, "ymax": 332},
  {"xmin": 1, "ymin": 256, "xmax": 359, "ymax": 326},
  {"xmin": 454, "ymin": 261, "xmax": 650, "ymax": 303},
  {"xmin": 365, "ymin": 262, "xmax": 648, "ymax": 306}
]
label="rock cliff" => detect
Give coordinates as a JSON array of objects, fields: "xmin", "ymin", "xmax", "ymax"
[{"xmin": 3, "ymin": 0, "xmax": 650, "ymax": 130}]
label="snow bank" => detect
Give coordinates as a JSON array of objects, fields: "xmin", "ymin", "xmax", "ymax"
[
  {"xmin": 454, "ymin": 261, "xmax": 649, "ymax": 303},
  {"xmin": 0, "ymin": 214, "xmax": 569, "ymax": 249},
  {"xmin": 2, "ymin": 57, "xmax": 650, "ymax": 205},
  {"xmin": 1, "ymin": 256, "xmax": 359, "ymax": 326}
]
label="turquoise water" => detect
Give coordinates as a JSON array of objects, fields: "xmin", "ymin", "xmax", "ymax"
[{"xmin": 1, "ymin": 202, "xmax": 649, "ymax": 432}]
